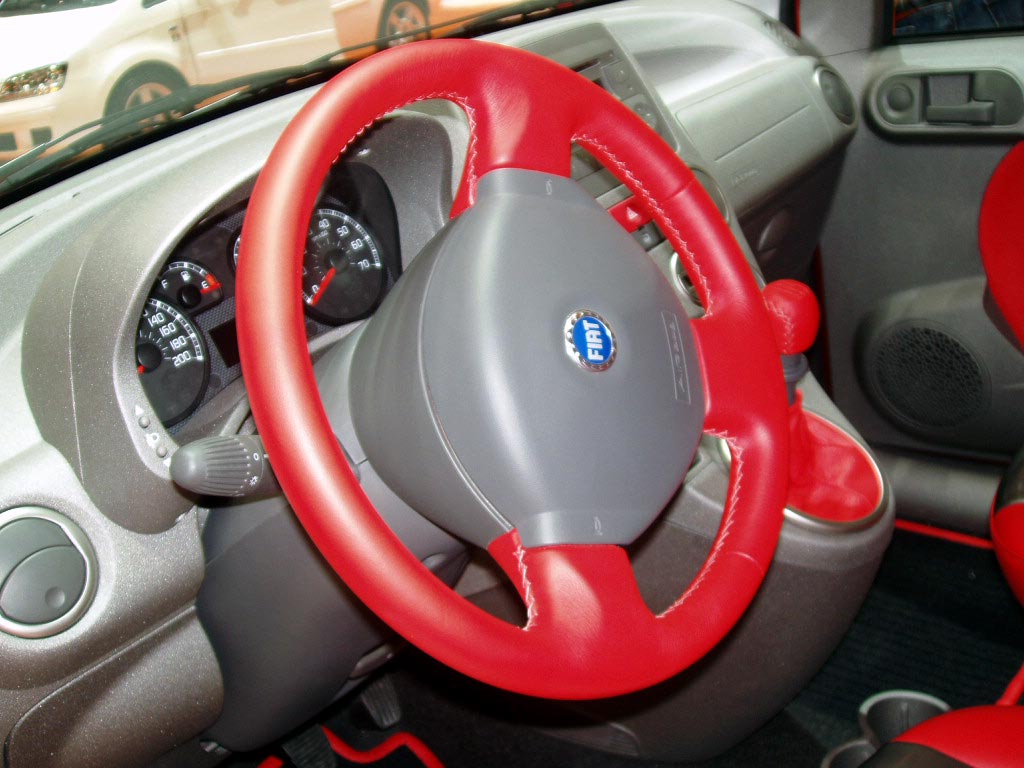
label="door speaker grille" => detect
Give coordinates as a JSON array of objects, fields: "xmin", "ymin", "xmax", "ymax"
[{"xmin": 871, "ymin": 324, "xmax": 987, "ymax": 429}]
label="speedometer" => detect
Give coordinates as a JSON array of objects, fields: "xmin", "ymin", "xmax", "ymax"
[
  {"xmin": 302, "ymin": 208, "xmax": 385, "ymax": 325},
  {"xmin": 136, "ymin": 298, "xmax": 208, "ymax": 426}
]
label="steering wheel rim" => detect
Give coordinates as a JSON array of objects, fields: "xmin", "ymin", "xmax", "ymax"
[{"xmin": 237, "ymin": 39, "xmax": 789, "ymax": 700}]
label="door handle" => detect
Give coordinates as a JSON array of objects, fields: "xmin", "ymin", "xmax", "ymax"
[
  {"xmin": 872, "ymin": 69, "xmax": 1024, "ymax": 134},
  {"xmin": 925, "ymin": 100, "xmax": 996, "ymax": 125}
]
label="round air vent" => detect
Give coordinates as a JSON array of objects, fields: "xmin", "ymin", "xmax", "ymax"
[
  {"xmin": 816, "ymin": 67, "xmax": 856, "ymax": 125},
  {"xmin": 868, "ymin": 323, "xmax": 988, "ymax": 430},
  {"xmin": 0, "ymin": 507, "xmax": 97, "ymax": 638}
]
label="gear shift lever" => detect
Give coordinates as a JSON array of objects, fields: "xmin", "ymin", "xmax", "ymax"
[
  {"xmin": 763, "ymin": 279, "xmax": 820, "ymax": 403},
  {"xmin": 760, "ymin": 280, "xmax": 882, "ymax": 523}
]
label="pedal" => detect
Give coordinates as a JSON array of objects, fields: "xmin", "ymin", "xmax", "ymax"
[
  {"xmin": 282, "ymin": 726, "xmax": 335, "ymax": 768},
  {"xmin": 359, "ymin": 675, "xmax": 402, "ymax": 730}
]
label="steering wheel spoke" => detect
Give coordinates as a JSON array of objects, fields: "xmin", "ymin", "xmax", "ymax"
[
  {"xmin": 485, "ymin": 530, "xmax": 680, "ymax": 692},
  {"xmin": 487, "ymin": 530, "xmax": 651, "ymax": 632}
]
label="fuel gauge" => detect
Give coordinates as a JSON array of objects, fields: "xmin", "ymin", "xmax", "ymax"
[{"xmin": 157, "ymin": 261, "xmax": 223, "ymax": 313}]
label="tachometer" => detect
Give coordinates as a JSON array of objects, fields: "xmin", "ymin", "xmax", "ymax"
[
  {"xmin": 302, "ymin": 208, "xmax": 385, "ymax": 325},
  {"xmin": 136, "ymin": 298, "xmax": 209, "ymax": 426}
]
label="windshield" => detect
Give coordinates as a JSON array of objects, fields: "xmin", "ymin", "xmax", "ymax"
[
  {"xmin": 0, "ymin": 0, "xmax": 594, "ymax": 201},
  {"xmin": 0, "ymin": 0, "xmax": 116, "ymax": 16}
]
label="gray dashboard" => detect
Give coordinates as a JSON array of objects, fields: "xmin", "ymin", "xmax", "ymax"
[{"xmin": 0, "ymin": 1, "xmax": 858, "ymax": 766}]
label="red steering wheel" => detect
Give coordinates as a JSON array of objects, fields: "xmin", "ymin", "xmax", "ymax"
[{"xmin": 237, "ymin": 39, "xmax": 788, "ymax": 700}]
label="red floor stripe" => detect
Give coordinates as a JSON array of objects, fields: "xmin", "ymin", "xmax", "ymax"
[
  {"xmin": 894, "ymin": 519, "xmax": 994, "ymax": 550},
  {"xmin": 256, "ymin": 727, "xmax": 444, "ymax": 768},
  {"xmin": 322, "ymin": 725, "xmax": 445, "ymax": 768},
  {"xmin": 997, "ymin": 658, "xmax": 1024, "ymax": 706}
]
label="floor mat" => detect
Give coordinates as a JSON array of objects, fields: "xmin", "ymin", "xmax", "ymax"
[
  {"xmin": 321, "ymin": 656, "xmax": 826, "ymax": 768},
  {"xmin": 789, "ymin": 528, "xmax": 1024, "ymax": 750}
]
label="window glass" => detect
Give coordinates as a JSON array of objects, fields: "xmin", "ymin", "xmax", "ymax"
[
  {"xmin": 892, "ymin": 0, "xmax": 1024, "ymax": 39},
  {"xmin": 0, "ymin": 0, "xmax": 525, "ymax": 168},
  {"xmin": 0, "ymin": 0, "xmax": 117, "ymax": 15}
]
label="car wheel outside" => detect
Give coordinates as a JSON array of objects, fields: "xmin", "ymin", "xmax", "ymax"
[
  {"xmin": 378, "ymin": 0, "xmax": 430, "ymax": 49},
  {"xmin": 104, "ymin": 66, "xmax": 187, "ymax": 117}
]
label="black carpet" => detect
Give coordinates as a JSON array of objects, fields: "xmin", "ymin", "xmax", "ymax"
[
  {"xmin": 317, "ymin": 658, "xmax": 826, "ymax": 768},
  {"xmin": 788, "ymin": 528, "xmax": 1024, "ymax": 750}
]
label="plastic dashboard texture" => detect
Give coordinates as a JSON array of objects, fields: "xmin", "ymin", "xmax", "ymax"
[
  {"xmin": 0, "ymin": 1, "xmax": 863, "ymax": 765},
  {"xmin": 1, "ymin": 106, "xmax": 464, "ymax": 767}
]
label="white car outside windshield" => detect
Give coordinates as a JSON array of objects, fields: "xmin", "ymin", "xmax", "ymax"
[{"xmin": 0, "ymin": 0, "xmax": 513, "ymax": 164}]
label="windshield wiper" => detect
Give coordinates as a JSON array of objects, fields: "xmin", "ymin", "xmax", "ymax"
[{"xmin": 458, "ymin": 0, "xmax": 591, "ymax": 34}]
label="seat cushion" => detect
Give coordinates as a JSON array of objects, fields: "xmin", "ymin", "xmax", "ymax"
[
  {"xmin": 863, "ymin": 706, "xmax": 1024, "ymax": 767},
  {"xmin": 992, "ymin": 502, "xmax": 1024, "ymax": 607},
  {"xmin": 993, "ymin": 447, "xmax": 1024, "ymax": 606},
  {"xmin": 979, "ymin": 142, "xmax": 1024, "ymax": 347}
]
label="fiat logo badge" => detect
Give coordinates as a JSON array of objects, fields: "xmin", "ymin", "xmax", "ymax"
[{"xmin": 565, "ymin": 310, "xmax": 616, "ymax": 371}]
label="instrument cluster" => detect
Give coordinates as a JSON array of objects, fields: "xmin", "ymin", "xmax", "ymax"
[{"xmin": 135, "ymin": 162, "xmax": 401, "ymax": 428}]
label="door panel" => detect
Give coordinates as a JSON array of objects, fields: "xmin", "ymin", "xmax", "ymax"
[{"xmin": 801, "ymin": 0, "xmax": 1024, "ymax": 531}]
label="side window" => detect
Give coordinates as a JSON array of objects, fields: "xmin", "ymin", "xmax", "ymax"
[{"xmin": 892, "ymin": 0, "xmax": 1024, "ymax": 39}]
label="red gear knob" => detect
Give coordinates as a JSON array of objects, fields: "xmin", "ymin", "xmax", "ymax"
[{"xmin": 763, "ymin": 279, "xmax": 820, "ymax": 356}]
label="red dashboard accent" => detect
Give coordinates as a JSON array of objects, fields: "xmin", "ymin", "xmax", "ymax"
[
  {"xmin": 237, "ymin": 39, "xmax": 788, "ymax": 700},
  {"xmin": 991, "ymin": 501, "xmax": 1024, "ymax": 607},
  {"xmin": 787, "ymin": 394, "xmax": 883, "ymax": 523},
  {"xmin": 896, "ymin": 705, "xmax": 1024, "ymax": 767},
  {"xmin": 762, "ymin": 279, "xmax": 820, "ymax": 356},
  {"xmin": 979, "ymin": 142, "xmax": 1024, "ymax": 346},
  {"xmin": 608, "ymin": 196, "xmax": 652, "ymax": 232}
]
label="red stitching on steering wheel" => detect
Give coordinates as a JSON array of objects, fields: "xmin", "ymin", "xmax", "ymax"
[{"xmin": 576, "ymin": 132, "xmax": 712, "ymax": 314}]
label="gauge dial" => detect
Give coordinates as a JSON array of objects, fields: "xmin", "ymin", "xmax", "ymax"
[
  {"xmin": 157, "ymin": 261, "xmax": 223, "ymax": 313},
  {"xmin": 302, "ymin": 208, "xmax": 385, "ymax": 325},
  {"xmin": 136, "ymin": 298, "xmax": 208, "ymax": 426}
]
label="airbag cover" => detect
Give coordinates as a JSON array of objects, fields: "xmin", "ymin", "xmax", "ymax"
[{"xmin": 350, "ymin": 170, "xmax": 703, "ymax": 547}]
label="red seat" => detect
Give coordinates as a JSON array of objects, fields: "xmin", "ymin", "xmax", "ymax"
[
  {"xmin": 979, "ymin": 142, "xmax": 1024, "ymax": 346},
  {"xmin": 863, "ymin": 706, "xmax": 1024, "ymax": 767},
  {"xmin": 980, "ymin": 144, "xmax": 1024, "ymax": 607},
  {"xmin": 992, "ymin": 496, "xmax": 1024, "ymax": 608}
]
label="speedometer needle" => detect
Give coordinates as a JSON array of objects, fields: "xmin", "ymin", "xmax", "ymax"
[{"xmin": 310, "ymin": 268, "xmax": 336, "ymax": 306}]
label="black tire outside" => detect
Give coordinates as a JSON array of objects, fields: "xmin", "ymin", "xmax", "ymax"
[
  {"xmin": 104, "ymin": 65, "xmax": 188, "ymax": 117},
  {"xmin": 377, "ymin": 0, "xmax": 431, "ymax": 49}
]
